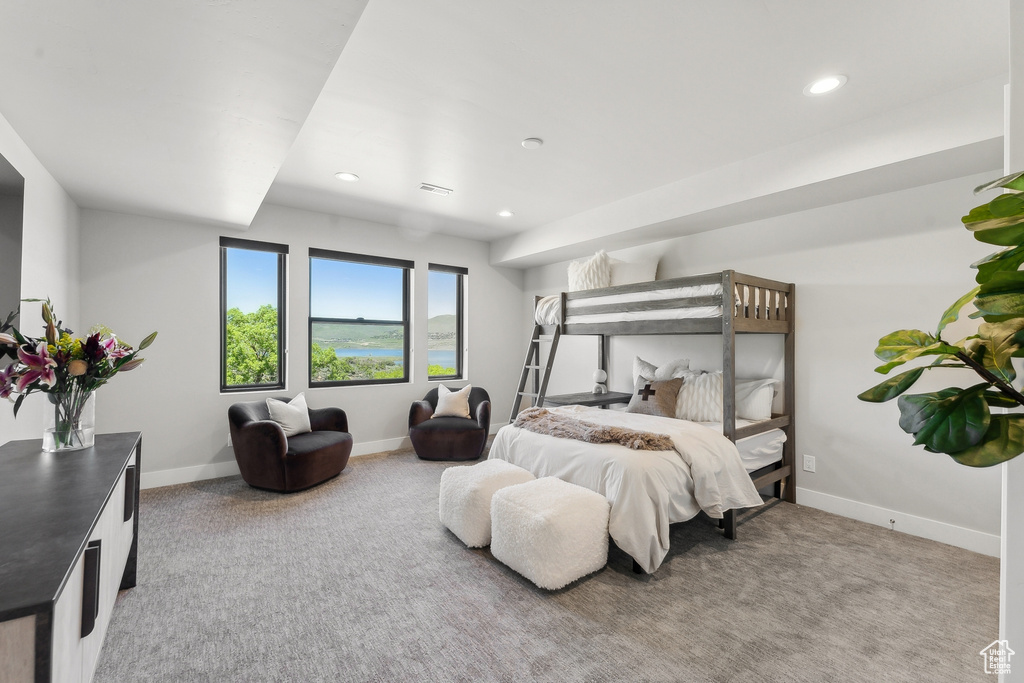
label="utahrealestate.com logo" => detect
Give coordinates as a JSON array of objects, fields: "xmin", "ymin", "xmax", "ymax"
[{"xmin": 980, "ymin": 640, "xmax": 1014, "ymax": 675}]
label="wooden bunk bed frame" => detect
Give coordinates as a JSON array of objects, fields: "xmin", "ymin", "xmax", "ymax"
[{"xmin": 512, "ymin": 269, "xmax": 796, "ymax": 542}]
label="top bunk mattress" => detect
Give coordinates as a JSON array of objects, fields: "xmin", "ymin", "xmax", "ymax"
[{"xmin": 535, "ymin": 283, "xmax": 724, "ymax": 325}]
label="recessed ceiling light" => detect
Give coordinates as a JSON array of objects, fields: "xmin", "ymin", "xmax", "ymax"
[
  {"xmin": 803, "ymin": 75, "xmax": 847, "ymax": 96},
  {"xmin": 497, "ymin": 209, "xmax": 514, "ymax": 218},
  {"xmin": 521, "ymin": 137, "xmax": 544, "ymax": 150},
  {"xmin": 334, "ymin": 172, "xmax": 359, "ymax": 182}
]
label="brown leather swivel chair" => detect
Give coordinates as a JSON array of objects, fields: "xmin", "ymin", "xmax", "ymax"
[
  {"xmin": 408, "ymin": 386, "xmax": 490, "ymax": 461},
  {"xmin": 228, "ymin": 399, "xmax": 352, "ymax": 492}
]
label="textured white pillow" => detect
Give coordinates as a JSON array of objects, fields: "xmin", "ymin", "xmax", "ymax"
[
  {"xmin": 567, "ymin": 251, "xmax": 610, "ymax": 292},
  {"xmin": 675, "ymin": 372, "xmax": 722, "ymax": 422},
  {"xmin": 266, "ymin": 393, "xmax": 312, "ymax": 437},
  {"xmin": 609, "ymin": 259, "xmax": 658, "ymax": 286},
  {"xmin": 736, "ymin": 379, "xmax": 780, "ymax": 421},
  {"xmin": 633, "ymin": 356, "xmax": 691, "ymax": 383},
  {"xmin": 675, "ymin": 373, "xmax": 780, "ymax": 422},
  {"xmin": 633, "ymin": 356, "xmax": 659, "ymax": 383},
  {"xmin": 434, "ymin": 384, "xmax": 472, "ymax": 418},
  {"xmin": 654, "ymin": 357, "xmax": 691, "ymax": 381}
]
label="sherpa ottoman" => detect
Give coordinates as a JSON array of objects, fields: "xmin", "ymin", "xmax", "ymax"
[
  {"xmin": 490, "ymin": 477, "xmax": 611, "ymax": 590},
  {"xmin": 439, "ymin": 459, "xmax": 536, "ymax": 547}
]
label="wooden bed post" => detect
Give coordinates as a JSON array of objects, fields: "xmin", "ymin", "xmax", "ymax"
[
  {"xmin": 721, "ymin": 270, "xmax": 736, "ymax": 443},
  {"xmin": 783, "ymin": 284, "xmax": 796, "ymax": 504}
]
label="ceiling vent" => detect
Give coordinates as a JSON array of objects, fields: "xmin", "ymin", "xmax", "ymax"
[{"xmin": 419, "ymin": 183, "xmax": 453, "ymax": 196}]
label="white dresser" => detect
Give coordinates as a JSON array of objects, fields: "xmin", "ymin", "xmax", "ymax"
[{"xmin": 0, "ymin": 433, "xmax": 141, "ymax": 683}]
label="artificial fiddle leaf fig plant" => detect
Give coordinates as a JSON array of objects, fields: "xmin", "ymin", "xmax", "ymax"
[{"xmin": 859, "ymin": 170, "xmax": 1024, "ymax": 467}]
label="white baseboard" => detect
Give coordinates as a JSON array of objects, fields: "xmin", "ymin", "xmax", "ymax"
[
  {"xmin": 141, "ymin": 436, "xmax": 417, "ymax": 490},
  {"xmin": 796, "ymin": 487, "xmax": 1000, "ymax": 558},
  {"xmin": 141, "ymin": 460, "xmax": 242, "ymax": 489}
]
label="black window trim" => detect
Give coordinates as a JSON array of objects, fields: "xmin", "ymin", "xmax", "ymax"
[
  {"xmin": 219, "ymin": 236, "xmax": 288, "ymax": 393},
  {"xmin": 308, "ymin": 248, "xmax": 412, "ymax": 387},
  {"xmin": 427, "ymin": 263, "xmax": 466, "ymax": 381}
]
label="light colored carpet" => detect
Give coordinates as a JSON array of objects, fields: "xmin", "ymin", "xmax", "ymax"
[{"xmin": 94, "ymin": 447, "xmax": 999, "ymax": 683}]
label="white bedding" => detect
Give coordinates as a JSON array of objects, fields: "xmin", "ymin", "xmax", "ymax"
[
  {"xmin": 534, "ymin": 284, "xmax": 725, "ymax": 325},
  {"xmin": 488, "ymin": 405, "xmax": 764, "ymax": 573}
]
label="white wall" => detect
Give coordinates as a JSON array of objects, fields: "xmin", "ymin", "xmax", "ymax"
[
  {"xmin": 79, "ymin": 203, "xmax": 525, "ymax": 484},
  {"xmin": 522, "ymin": 171, "xmax": 1004, "ymax": 554},
  {"xmin": 0, "ymin": 112, "xmax": 80, "ymax": 444}
]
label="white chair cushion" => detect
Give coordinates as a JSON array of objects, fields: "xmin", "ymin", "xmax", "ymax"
[
  {"xmin": 490, "ymin": 477, "xmax": 611, "ymax": 590},
  {"xmin": 439, "ymin": 459, "xmax": 535, "ymax": 547}
]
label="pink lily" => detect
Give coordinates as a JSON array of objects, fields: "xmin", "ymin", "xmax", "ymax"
[
  {"xmin": 101, "ymin": 336, "xmax": 131, "ymax": 364},
  {"xmin": 0, "ymin": 364, "xmax": 18, "ymax": 399},
  {"xmin": 0, "ymin": 332, "xmax": 16, "ymax": 346},
  {"xmin": 15, "ymin": 342, "xmax": 57, "ymax": 391}
]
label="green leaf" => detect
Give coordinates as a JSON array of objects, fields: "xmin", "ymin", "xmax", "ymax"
[
  {"xmin": 963, "ymin": 208, "xmax": 1024, "ymax": 246},
  {"xmin": 137, "ymin": 331, "xmax": 158, "ymax": 351},
  {"xmin": 976, "ymin": 319, "xmax": 1024, "ymax": 384},
  {"xmin": 12, "ymin": 393, "xmax": 25, "ymax": 418},
  {"xmin": 974, "ymin": 271, "xmax": 1024, "ymax": 318},
  {"xmin": 897, "ymin": 384, "xmax": 990, "ymax": 454},
  {"xmin": 984, "ymin": 391, "xmax": 1019, "ymax": 408},
  {"xmin": 988, "ymin": 191, "xmax": 1024, "ymax": 218},
  {"xmin": 936, "ymin": 286, "xmax": 981, "ymax": 337},
  {"xmin": 972, "ymin": 244, "xmax": 1024, "ymax": 285},
  {"xmin": 949, "ymin": 414, "xmax": 1024, "ymax": 467},
  {"xmin": 974, "ymin": 171, "xmax": 1024, "ymax": 194},
  {"xmin": 872, "ymin": 329, "xmax": 961, "ymax": 373},
  {"xmin": 858, "ymin": 368, "xmax": 924, "ymax": 403}
]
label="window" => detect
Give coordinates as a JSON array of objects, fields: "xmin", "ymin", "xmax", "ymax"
[
  {"xmin": 309, "ymin": 249, "xmax": 411, "ymax": 386},
  {"xmin": 428, "ymin": 264, "xmax": 466, "ymax": 380},
  {"xmin": 220, "ymin": 237, "xmax": 287, "ymax": 392}
]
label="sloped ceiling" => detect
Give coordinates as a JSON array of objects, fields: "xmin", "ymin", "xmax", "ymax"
[{"xmin": 0, "ymin": 1, "xmax": 1010, "ymax": 266}]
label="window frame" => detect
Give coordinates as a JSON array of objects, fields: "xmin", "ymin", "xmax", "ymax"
[
  {"xmin": 427, "ymin": 263, "xmax": 467, "ymax": 381},
  {"xmin": 308, "ymin": 248, "xmax": 413, "ymax": 387},
  {"xmin": 219, "ymin": 236, "xmax": 288, "ymax": 393}
]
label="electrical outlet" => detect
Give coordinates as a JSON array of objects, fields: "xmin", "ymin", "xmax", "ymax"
[{"xmin": 803, "ymin": 454, "xmax": 816, "ymax": 473}]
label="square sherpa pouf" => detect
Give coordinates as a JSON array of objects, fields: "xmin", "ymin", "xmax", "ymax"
[
  {"xmin": 439, "ymin": 459, "xmax": 536, "ymax": 547},
  {"xmin": 490, "ymin": 477, "xmax": 611, "ymax": 590}
]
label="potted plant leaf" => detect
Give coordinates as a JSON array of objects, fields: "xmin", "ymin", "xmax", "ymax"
[{"xmin": 859, "ymin": 171, "xmax": 1024, "ymax": 467}]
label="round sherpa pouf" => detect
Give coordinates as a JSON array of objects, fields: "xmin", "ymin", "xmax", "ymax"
[{"xmin": 490, "ymin": 477, "xmax": 611, "ymax": 590}]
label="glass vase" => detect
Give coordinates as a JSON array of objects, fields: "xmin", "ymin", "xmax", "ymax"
[{"xmin": 43, "ymin": 388, "xmax": 96, "ymax": 452}]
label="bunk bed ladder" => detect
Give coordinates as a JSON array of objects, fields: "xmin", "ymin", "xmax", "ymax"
[{"xmin": 509, "ymin": 325, "xmax": 561, "ymax": 423}]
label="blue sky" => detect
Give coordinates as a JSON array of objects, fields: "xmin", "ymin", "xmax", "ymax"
[
  {"xmin": 428, "ymin": 270, "xmax": 457, "ymax": 318},
  {"xmin": 225, "ymin": 248, "xmax": 278, "ymax": 312},
  {"xmin": 227, "ymin": 249, "xmax": 459, "ymax": 319},
  {"xmin": 311, "ymin": 258, "xmax": 404, "ymax": 320}
]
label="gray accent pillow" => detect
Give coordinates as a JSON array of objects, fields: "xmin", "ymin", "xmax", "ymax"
[{"xmin": 626, "ymin": 377, "xmax": 683, "ymax": 418}]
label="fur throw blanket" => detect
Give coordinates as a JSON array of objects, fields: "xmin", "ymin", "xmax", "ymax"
[{"xmin": 513, "ymin": 407, "xmax": 674, "ymax": 451}]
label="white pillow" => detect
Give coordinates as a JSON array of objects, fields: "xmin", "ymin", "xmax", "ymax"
[
  {"xmin": 266, "ymin": 393, "xmax": 312, "ymax": 437},
  {"xmin": 674, "ymin": 373, "xmax": 780, "ymax": 422},
  {"xmin": 633, "ymin": 356, "xmax": 691, "ymax": 383},
  {"xmin": 735, "ymin": 379, "xmax": 779, "ymax": 421},
  {"xmin": 675, "ymin": 372, "xmax": 722, "ymax": 422},
  {"xmin": 433, "ymin": 384, "xmax": 472, "ymax": 419},
  {"xmin": 654, "ymin": 357, "xmax": 691, "ymax": 381},
  {"xmin": 633, "ymin": 356, "xmax": 659, "ymax": 384},
  {"xmin": 609, "ymin": 259, "xmax": 658, "ymax": 286},
  {"xmin": 567, "ymin": 251, "xmax": 610, "ymax": 292}
]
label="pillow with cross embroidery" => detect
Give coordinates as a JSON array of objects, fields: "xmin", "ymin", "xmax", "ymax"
[{"xmin": 625, "ymin": 377, "xmax": 683, "ymax": 418}]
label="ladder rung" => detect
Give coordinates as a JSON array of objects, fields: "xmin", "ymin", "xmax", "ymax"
[
  {"xmin": 523, "ymin": 364, "xmax": 541, "ymax": 369},
  {"xmin": 518, "ymin": 392, "xmax": 539, "ymax": 398}
]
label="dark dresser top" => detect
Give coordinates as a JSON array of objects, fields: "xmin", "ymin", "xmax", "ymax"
[{"xmin": 0, "ymin": 432, "xmax": 140, "ymax": 621}]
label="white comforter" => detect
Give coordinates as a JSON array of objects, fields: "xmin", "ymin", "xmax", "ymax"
[{"xmin": 488, "ymin": 405, "xmax": 763, "ymax": 573}]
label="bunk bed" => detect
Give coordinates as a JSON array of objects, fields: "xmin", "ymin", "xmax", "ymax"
[{"xmin": 489, "ymin": 270, "xmax": 795, "ymax": 574}]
